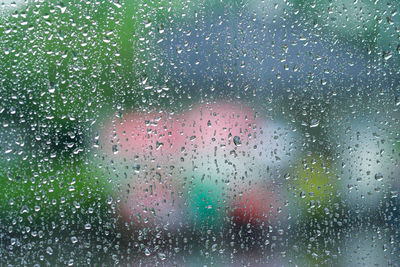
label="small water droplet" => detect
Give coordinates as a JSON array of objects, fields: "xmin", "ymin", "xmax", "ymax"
[
  {"xmin": 133, "ymin": 164, "xmax": 141, "ymax": 173},
  {"xmin": 310, "ymin": 119, "xmax": 319, "ymax": 128},
  {"xmin": 158, "ymin": 252, "xmax": 166, "ymax": 260},
  {"xmin": 112, "ymin": 145, "xmax": 119, "ymax": 154},
  {"xmin": 233, "ymin": 136, "xmax": 242, "ymax": 146},
  {"xmin": 383, "ymin": 51, "xmax": 392, "ymax": 60},
  {"xmin": 395, "ymin": 96, "xmax": 400, "ymax": 106},
  {"xmin": 20, "ymin": 205, "xmax": 29, "ymax": 214},
  {"xmin": 375, "ymin": 173, "xmax": 383, "ymax": 181},
  {"xmin": 156, "ymin": 141, "xmax": 163, "ymax": 150},
  {"xmin": 144, "ymin": 248, "xmax": 151, "ymax": 256},
  {"xmin": 46, "ymin": 247, "xmax": 53, "ymax": 255}
]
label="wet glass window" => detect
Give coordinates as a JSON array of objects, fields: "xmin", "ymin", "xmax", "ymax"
[{"xmin": 1, "ymin": 0, "xmax": 400, "ymax": 266}]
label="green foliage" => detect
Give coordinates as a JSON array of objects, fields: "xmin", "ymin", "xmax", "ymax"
[{"xmin": 0, "ymin": 154, "xmax": 109, "ymax": 224}]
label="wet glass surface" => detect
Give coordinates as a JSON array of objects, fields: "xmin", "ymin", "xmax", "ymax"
[{"xmin": 1, "ymin": 1, "xmax": 400, "ymax": 266}]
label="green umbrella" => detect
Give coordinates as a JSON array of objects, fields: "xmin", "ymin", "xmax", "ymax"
[{"xmin": 185, "ymin": 170, "xmax": 227, "ymax": 232}]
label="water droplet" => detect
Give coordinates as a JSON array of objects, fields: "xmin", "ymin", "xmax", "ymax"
[
  {"xmin": 395, "ymin": 96, "xmax": 400, "ymax": 106},
  {"xmin": 46, "ymin": 247, "xmax": 53, "ymax": 255},
  {"xmin": 383, "ymin": 51, "xmax": 392, "ymax": 60},
  {"xmin": 233, "ymin": 136, "xmax": 242, "ymax": 146},
  {"xmin": 310, "ymin": 119, "xmax": 320, "ymax": 128},
  {"xmin": 112, "ymin": 145, "xmax": 119, "ymax": 154},
  {"xmin": 71, "ymin": 236, "xmax": 78, "ymax": 244},
  {"xmin": 158, "ymin": 252, "xmax": 166, "ymax": 260},
  {"xmin": 156, "ymin": 141, "xmax": 164, "ymax": 150},
  {"xmin": 375, "ymin": 173, "xmax": 383, "ymax": 181},
  {"xmin": 133, "ymin": 164, "xmax": 141, "ymax": 173},
  {"xmin": 20, "ymin": 205, "xmax": 29, "ymax": 214}
]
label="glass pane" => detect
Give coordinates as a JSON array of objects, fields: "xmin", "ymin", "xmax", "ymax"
[{"xmin": 1, "ymin": 0, "xmax": 399, "ymax": 265}]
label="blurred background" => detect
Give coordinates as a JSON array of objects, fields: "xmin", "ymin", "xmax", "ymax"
[{"xmin": 0, "ymin": 0, "xmax": 400, "ymax": 266}]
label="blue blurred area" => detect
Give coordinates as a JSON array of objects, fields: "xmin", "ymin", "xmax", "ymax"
[{"xmin": 158, "ymin": 10, "xmax": 399, "ymax": 101}]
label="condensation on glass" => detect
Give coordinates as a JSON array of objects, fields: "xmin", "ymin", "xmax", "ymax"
[{"xmin": 0, "ymin": 0, "xmax": 399, "ymax": 266}]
